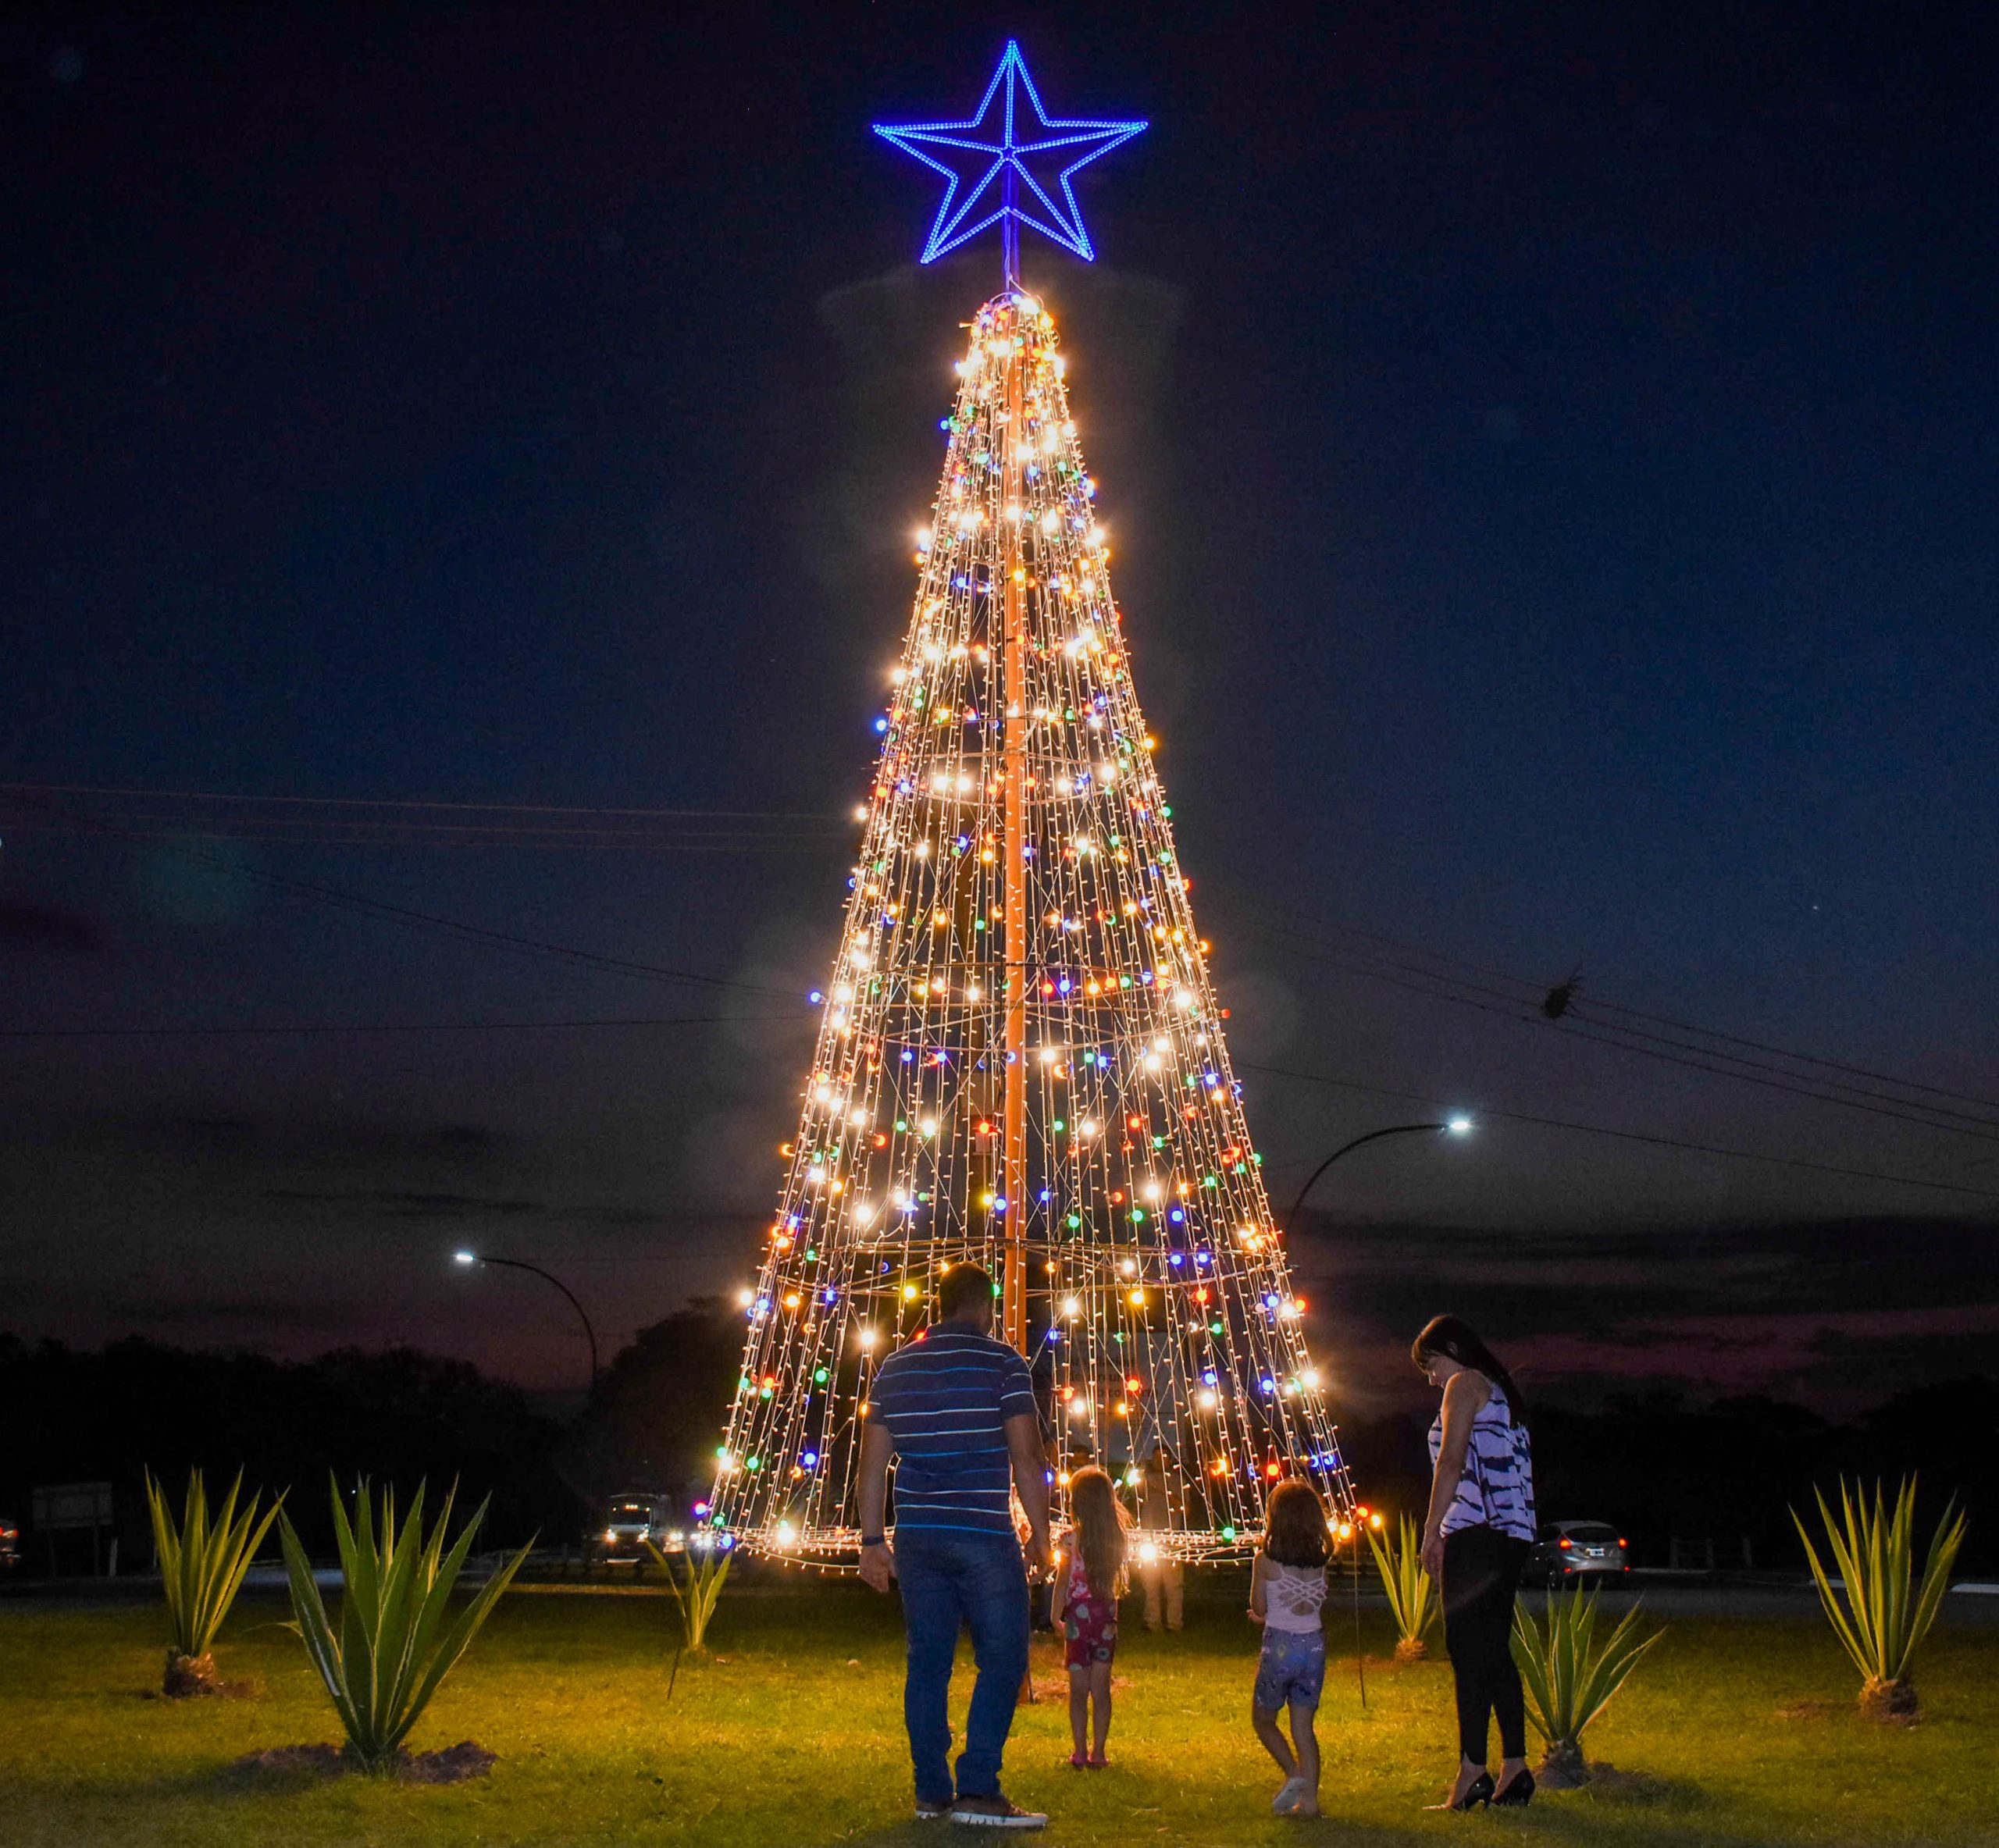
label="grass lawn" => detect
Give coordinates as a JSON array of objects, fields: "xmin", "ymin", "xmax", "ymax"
[{"xmin": 2, "ymin": 1572, "xmax": 1993, "ymax": 1846}]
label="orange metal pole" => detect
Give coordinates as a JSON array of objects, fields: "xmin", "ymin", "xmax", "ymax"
[{"xmin": 1001, "ymin": 310, "xmax": 1028, "ymax": 1355}]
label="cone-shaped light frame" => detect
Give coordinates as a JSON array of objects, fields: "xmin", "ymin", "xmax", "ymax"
[{"xmin": 707, "ymin": 293, "xmax": 1354, "ymax": 1563}]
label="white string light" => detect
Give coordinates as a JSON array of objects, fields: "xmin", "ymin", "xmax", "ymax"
[{"xmin": 705, "ymin": 294, "xmax": 1355, "ymax": 1565}]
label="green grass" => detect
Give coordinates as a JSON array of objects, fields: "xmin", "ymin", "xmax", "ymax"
[{"xmin": 2, "ymin": 1573, "xmax": 1994, "ymax": 1846}]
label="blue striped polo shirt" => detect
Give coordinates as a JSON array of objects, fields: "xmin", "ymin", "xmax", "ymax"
[{"xmin": 872, "ymin": 1327, "xmax": 1038, "ymax": 1537}]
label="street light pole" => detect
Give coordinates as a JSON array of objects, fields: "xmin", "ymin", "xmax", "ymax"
[
  {"xmin": 454, "ymin": 1251, "xmax": 600, "ymax": 1396},
  {"xmin": 1279, "ymin": 1118, "xmax": 1474, "ymax": 1239},
  {"xmin": 1276, "ymin": 1120, "xmax": 1470, "ymax": 1710}
]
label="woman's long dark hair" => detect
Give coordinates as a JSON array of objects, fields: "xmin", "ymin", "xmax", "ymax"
[{"xmin": 1412, "ymin": 1314, "xmax": 1527, "ymax": 1427}]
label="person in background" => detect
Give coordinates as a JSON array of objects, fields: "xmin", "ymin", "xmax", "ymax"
[
  {"xmin": 1247, "ymin": 1477, "xmax": 1331, "ymax": 1818},
  {"xmin": 1136, "ymin": 1450, "xmax": 1184, "ymax": 1632},
  {"xmin": 1414, "ymin": 1313, "xmax": 1538, "ymax": 1812},
  {"xmin": 1017, "ymin": 1496, "xmax": 1057, "ymax": 1634},
  {"xmin": 1050, "ymin": 1464, "xmax": 1128, "ymax": 1768},
  {"xmin": 857, "ymin": 1263, "xmax": 1053, "ymax": 1829}
]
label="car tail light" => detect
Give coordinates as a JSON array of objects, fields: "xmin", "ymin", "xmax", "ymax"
[
  {"xmin": 1617, "ymin": 1537, "xmax": 1627, "ymax": 1548},
  {"xmin": 1558, "ymin": 1536, "xmax": 1572, "ymax": 1550}
]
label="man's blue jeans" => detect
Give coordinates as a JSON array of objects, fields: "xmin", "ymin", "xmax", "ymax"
[{"xmin": 894, "ymin": 1527, "xmax": 1030, "ymax": 1803}]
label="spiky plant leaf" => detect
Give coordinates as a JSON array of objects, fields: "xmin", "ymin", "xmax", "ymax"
[
  {"xmin": 1512, "ymin": 1586, "xmax": 1662, "ymax": 1759},
  {"xmin": 644, "ymin": 1541, "xmax": 732, "ymax": 1652},
  {"xmin": 144, "ymin": 1469, "xmax": 282, "ymax": 1674},
  {"xmin": 1366, "ymin": 1515, "xmax": 1437, "ymax": 1650},
  {"xmin": 1792, "ymin": 1476, "xmax": 1965, "ymax": 1704},
  {"xmin": 279, "ymin": 1477, "xmax": 531, "ymax": 1773}
]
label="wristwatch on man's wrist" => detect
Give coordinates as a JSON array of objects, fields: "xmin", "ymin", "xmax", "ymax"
[{"xmin": 861, "ymin": 1534, "xmax": 887, "ymax": 1548}]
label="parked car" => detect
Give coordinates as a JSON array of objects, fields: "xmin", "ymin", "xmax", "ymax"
[
  {"xmin": 0, "ymin": 1516, "xmax": 20, "ymax": 1569},
  {"xmin": 1524, "ymin": 1519, "xmax": 1630, "ymax": 1588}
]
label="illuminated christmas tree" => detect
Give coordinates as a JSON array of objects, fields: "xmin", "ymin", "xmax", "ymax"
[{"xmin": 704, "ymin": 44, "xmax": 1354, "ymax": 1562}]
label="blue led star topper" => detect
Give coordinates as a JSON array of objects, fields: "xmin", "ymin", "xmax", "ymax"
[{"xmin": 874, "ymin": 41, "xmax": 1147, "ymax": 284}]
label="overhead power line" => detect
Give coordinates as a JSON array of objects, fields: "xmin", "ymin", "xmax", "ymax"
[
  {"xmin": 0, "ymin": 1013, "xmax": 806, "ymax": 1041},
  {"xmin": 1264, "ymin": 935, "xmax": 1999, "ymax": 1150},
  {"xmin": 1244, "ymin": 896, "xmax": 1999, "ymax": 1119},
  {"xmin": 1239, "ymin": 1061, "xmax": 1999, "ymax": 1205},
  {"xmin": 1240, "ymin": 906, "xmax": 1999, "ymax": 1148},
  {"xmin": 0, "ymin": 781, "xmax": 851, "ymax": 854},
  {"xmin": 0, "ymin": 781, "xmax": 844, "ymax": 821},
  {"xmin": 2, "ymin": 789, "xmax": 811, "ymax": 1002},
  {"xmin": 3, "ymin": 824, "xmax": 844, "ymax": 853}
]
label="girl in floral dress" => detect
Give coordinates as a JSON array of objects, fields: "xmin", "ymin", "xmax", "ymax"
[{"xmin": 1051, "ymin": 1465, "xmax": 1129, "ymax": 1768}]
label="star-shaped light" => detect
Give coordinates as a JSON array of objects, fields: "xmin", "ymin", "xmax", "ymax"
[{"xmin": 875, "ymin": 41, "xmax": 1146, "ymax": 267}]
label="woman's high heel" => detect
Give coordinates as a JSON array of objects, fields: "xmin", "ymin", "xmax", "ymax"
[
  {"xmin": 1493, "ymin": 1768, "xmax": 1535, "ymax": 1807},
  {"xmin": 1425, "ymin": 1770, "xmax": 1495, "ymax": 1811}
]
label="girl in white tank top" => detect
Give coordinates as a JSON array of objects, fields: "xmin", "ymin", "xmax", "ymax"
[
  {"xmin": 1249, "ymin": 1479, "xmax": 1333, "ymax": 1817},
  {"xmin": 1259, "ymin": 1558, "xmax": 1329, "ymax": 1632}
]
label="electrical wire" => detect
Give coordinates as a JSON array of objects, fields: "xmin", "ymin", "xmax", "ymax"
[
  {"xmin": 2, "ymin": 789, "xmax": 809, "ymax": 1002},
  {"xmin": 1238, "ymin": 1060, "xmax": 1999, "ymax": 1204},
  {"xmin": 0, "ymin": 1013, "xmax": 806, "ymax": 1040},
  {"xmin": 1240, "ymin": 914, "xmax": 1999, "ymax": 1148},
  {"xmin": 0, "ymin": 782, "xmax": 851, "ymax": 853},
  {"xmin": 0, "ymin": 781, "xmax": 843, "ymax": 821},
  {"xmin": 1242, "ymin": 894, "xmax": 1999, "ymax": 1118}
]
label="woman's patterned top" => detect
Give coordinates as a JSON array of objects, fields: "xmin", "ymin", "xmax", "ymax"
[{"xmin": 1427, "ymin": 1378, "xmax": 1535, "ymax": 1540}]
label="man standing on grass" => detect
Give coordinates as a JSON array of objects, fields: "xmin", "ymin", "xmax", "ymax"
[{"xmin": 857, "ymin": 1262, "xmax": 1053, "ymax": 1829}]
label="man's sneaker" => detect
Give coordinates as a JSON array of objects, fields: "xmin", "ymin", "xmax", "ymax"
[
  {"xmin": 915, "ymin": 1797, "xmax": 953, "ymax": 1821},
  {"xmin": 951, "ymin": 1793, "xmax": 1047, "ymax": 1828}
]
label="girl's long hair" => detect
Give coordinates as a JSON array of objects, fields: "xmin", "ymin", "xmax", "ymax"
[
  {"xmin": 1411, "ymin": 1313, "xmax": 1527, "ymax": 1427},
  {"xmin": 1067, "ymin": 1465, "xmax": 1128, "ymax": 1593},
  {"xmin": 1262, "ymin": 1478, "xmax": 1330, "ymax": 1569}
]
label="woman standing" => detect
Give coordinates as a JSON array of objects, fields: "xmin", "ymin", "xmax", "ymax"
[{"xmin": 1414, "ymin": 1314, "xmax": 1537, "ymax": 1811}]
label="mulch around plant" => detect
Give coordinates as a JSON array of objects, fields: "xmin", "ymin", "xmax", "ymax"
[
  {"xmin": 1577, "ymin": 1762, "xmax": 1647, "ymax": 1790},
  {"xmin": 148, "ymin": 1679, "xmax": 259, "ymax": 1701},
  {"xmin": 226, "ymin": 1741, "xmax": 497, "ymax": 1783},
  {"xmin": 400, "ymin": 1741, "xmax": 500, "ymax": 1782}
]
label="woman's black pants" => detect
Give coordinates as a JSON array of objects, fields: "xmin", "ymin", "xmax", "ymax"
[{"xmin": 1442, "ymin": 1525, "xmax": 1529, "ymax": 1762}]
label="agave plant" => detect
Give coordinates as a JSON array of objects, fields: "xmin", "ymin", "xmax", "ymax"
[
  {"xmin": 646, "ymin": 1538, "xmax": 732, "ymax": 1686},
  {"xmin": 1367, "ymin": 1515, "xmax": 1438, "ymax": 1664},
  {"xmin": 1793, "ymin": 1476, "xmax": 1966, "ymax": 1722},
  {"xmin": 144, "ymin": 1469, "xmax": 282, "ymax": 1697},
  {"xmin": 1512, "ymin": 1586, "xmax": 1662, "ymax": 1786},
  {"xmin": 279, "ymin": 1478, "xmax": 530, "ymax": 1773}
]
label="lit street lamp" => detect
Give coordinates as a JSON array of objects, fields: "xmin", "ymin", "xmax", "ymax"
[
  {"xmin": 1279, "ymin": 1118, "xmax": 1473, "ymax": 1240},
  {"xmin": 1274, "ymin": 1117, "xmax": 1470, "ymax": 1712},
  {"xmin": 453, "ymin": 1250, "xmax": 600, "ymax": 1396}
]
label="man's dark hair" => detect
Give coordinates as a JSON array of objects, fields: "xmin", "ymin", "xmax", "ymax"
[{"xmin": 937, "ymin": 1262, "xmax": 997, "ymax": 1321}]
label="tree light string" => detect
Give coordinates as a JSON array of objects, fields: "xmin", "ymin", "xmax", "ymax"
[{"xmin": 706, "ymin": 294, "xmax": 1354, "ymax": 1564}]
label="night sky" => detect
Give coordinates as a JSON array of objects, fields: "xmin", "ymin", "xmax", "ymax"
[{"xmin": 5, "ymin": 3, "xmax": 1995, "ymax": 1414}]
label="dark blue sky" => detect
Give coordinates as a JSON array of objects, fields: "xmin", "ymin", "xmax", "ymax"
[{"xmin": 4, "ymin": 2, "xmax": 1995, "ymax": 1407}]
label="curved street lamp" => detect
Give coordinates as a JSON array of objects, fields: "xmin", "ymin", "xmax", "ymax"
[
  {"xmin": 1279, "ymin": 1117, "xmax": 1473, "ymax": 1240},
  {"xmin": 1274, "ymin": 1115, "xmax": 1470, "ymax": 1713},
  {"xmin": 453, "ymin": 1251, "xmax": 600, "ymax": 1395}
]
